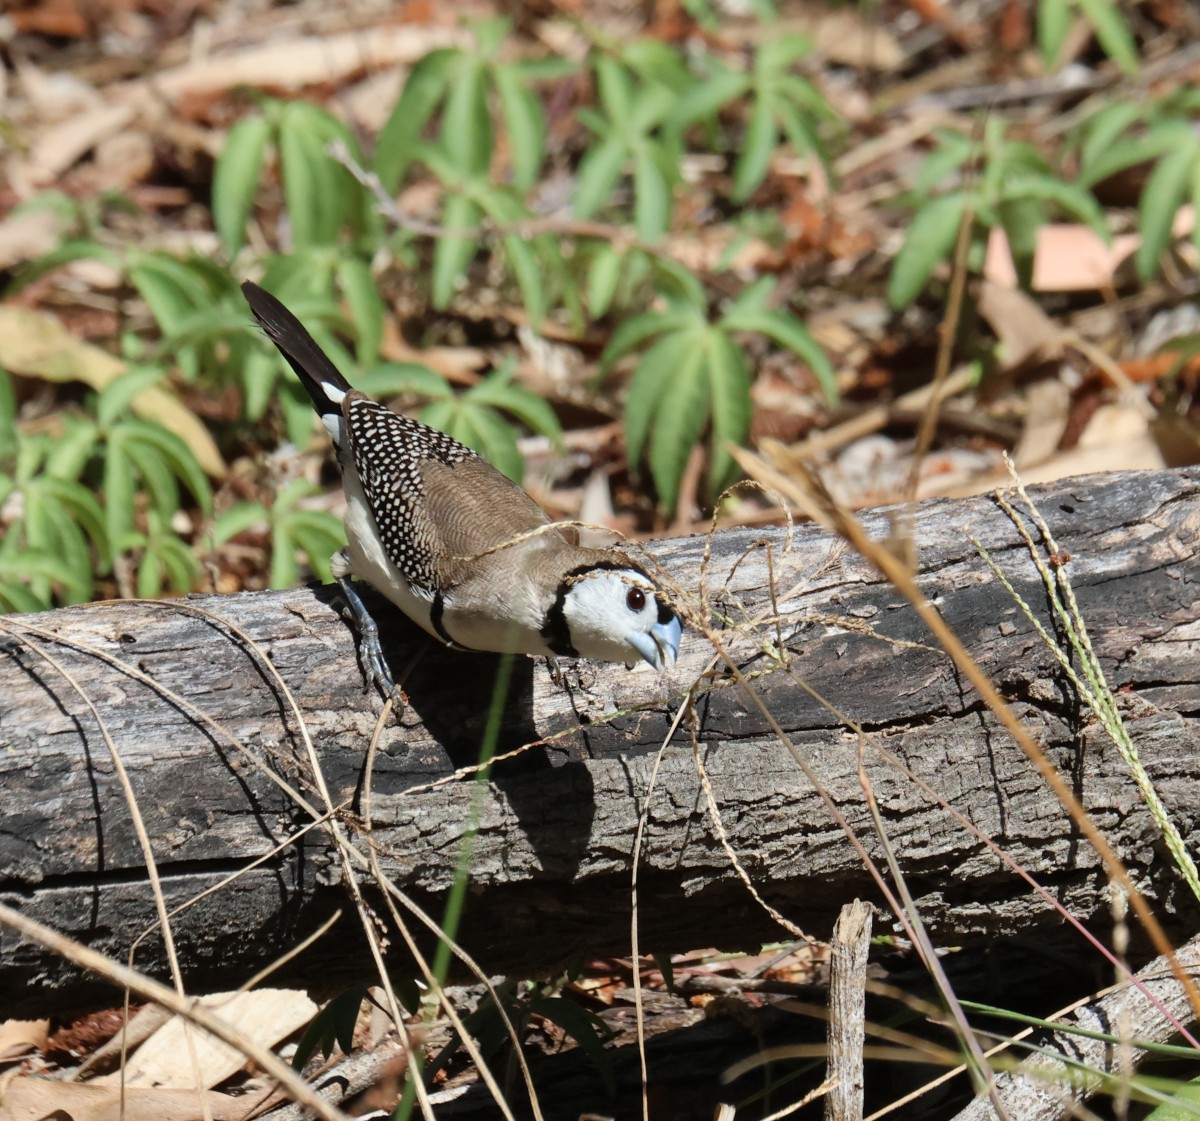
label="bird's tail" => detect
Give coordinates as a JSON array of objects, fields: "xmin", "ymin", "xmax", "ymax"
[{"xmin": 242, "ymin": 282, "xmax": 352, "ymax": 423}]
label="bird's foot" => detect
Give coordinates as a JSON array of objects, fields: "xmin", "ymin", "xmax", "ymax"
[{"xmin": 337, "ymin": 576, "xmax": 398, "ymax": 701}]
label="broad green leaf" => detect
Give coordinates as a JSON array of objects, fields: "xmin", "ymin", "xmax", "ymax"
[
  {"xmin": 242, "ymin": 349, "xmax": 281, "ymax": 422},
  {"xmin": 281, "ymin": 379, "xmax": 317, "ymax": 448},
  {"xmin": 887, "ymin": 191, "xmax": 968, "ymax": 309},
  {"xmin": 501, "ymin": 229, "xmax": 547, "ymax": 326},
  {"xmin": 668, "ymin": 63, "xmax": 746, "ymax": 131},
  {"xmin": 0, "ymin": 577, "xmax": 49, "ymax": 613},
  {"xmin": 44, "ymin": 417, "xmax": 98, "ymax": 482},
  {"xmin": 623, "ymin": 328, "xmax": 695, "ymax": 473},
  {"xmin": 587, "ymin": 245, "xmax": 624, "ymax": 318},
  {"xmin": 104, "ymin": 436, "xmax": 136, "ymax": 558},
  {"xmin": 122, "ymin": 437, "xmax": 179, "ymax": 522},
  {"xmin": 462, "ymin": 404, "xmax": 523, "ymax": 481},
  {"xmin": 121, "ymin": 419, "xmax": 211, "ymax": 512},
  {"xmin": 0, "ymin": 369, "xmax": 16, "ymax": 458},
  {"xmin": 705, "ymin": 328, "xmax": 751, "ymax": 496},
  {"xmin": 493, "ymin": 65, "xmax": 544, "ymax": 191},
  {"xmin": 442, "ymin": 58, "xmax": 491, "ymax": 177},
  {"xmin": 733, "ymin": 92, "xmax": 777, "ymax": 202},
  {"xmin": 270, "ymin": 521, "xmax": 299, "ymax": 589},
  {"xmin": 594, "ymin": 55, "xmax": 634, "ymax": 124},
  {"xmin": 40, "ymin": 476, "xmax": 107, "ymax": 556},
  {"xmin": 573, "ymin": 134, "xmax": 628, "ymax": 221},
  {"xmin": 1077, "ymin": 0, "xmax": 1138, "ymax": 74},
  {"xmin": 1136, "ymin": 142, "xmax": 1198, "ymax": 280},
  {"xmin": 998, "ymin": 195, "xmax": 1044, "ymax": 291},
  {"xmin": 210, "ymin": 501, "xmax": 269, "ymax": 547},
  {"xmin": 136, "ymin": 549, "xmax": 163, "ymax": 598},
  {"xmin": 633, "ymin": 146, "xmax": 671, "ymax": 242},
  {"xmin": 1005, "ymin": 172, "xmax": 1109, "ymax": 238},
  {"xmin": 602, "ymin": 305, "xmax": 697, "ymax": 370},
  {"xmin": 431, "ymin": 193, "xmax": 483, "ymax": 309},
  {"xmin": 212, "ymin": 114, "xmax": 271, "ymax": 256},
  {"xmin": 1075, "ymin": 103, "xmax": 1142, "ymax": 184},
  {"xmin": 375, "ymin": 49, "xmax": 457, "ymax": 190},
  {"xmin": 1037, "ymin": 0, "xmax": 1073, "ymax": 71},
  {"xmin": 337, "ymin": 257, "xmax": 383, "ymax": 366},
  {"xmin": 357, "ymin": 362, "xmax": 450, "ymax": 400},
  {"xmin": 649, "ymin": 330, "xmax": 709, "ymax": 513},
  {"xmin": 279, "ymin": 108, "xmax": 340, "ymax": 248},
  {"xmin": 913, "ymin": 131, "xmax": 974, "ymax": 198},
  {"xmin": 98, "ymin": 366, "xmax": 165, "ymax": 429},
  {"xmin": 721, "ymin": 300, "xmax": 837, "ymax": 404},
  {"xmin": 469, "ymin": 376, "xmax": 561, "ymax": 438}
]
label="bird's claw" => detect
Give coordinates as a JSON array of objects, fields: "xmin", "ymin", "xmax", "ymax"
[{"xmin": 337, "ymin": 576, "xmax": 398, "ymax": 701}]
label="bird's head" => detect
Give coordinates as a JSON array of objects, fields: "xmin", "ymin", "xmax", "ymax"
[{"xmin": 557, "ymin": 566, "xmax": 682, "ymax": 671}]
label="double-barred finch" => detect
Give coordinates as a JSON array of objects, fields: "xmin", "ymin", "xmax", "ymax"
[{"xmin": 242, "ymin": 283, "xmax": 682, "ymax": 693}]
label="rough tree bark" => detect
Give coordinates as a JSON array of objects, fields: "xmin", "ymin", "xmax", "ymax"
[{"xmin": 2, "ymin": 468, "xmax": 1199, "ymax": 1015}]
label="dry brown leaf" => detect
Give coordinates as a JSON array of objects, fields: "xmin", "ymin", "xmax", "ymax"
[
  {"xmin": 985, "ymin": 207, "xmax": 1196, "ymax": 292},
  {"xmin": 0, "ymin": 1077, "xmax": 258, "ymax": 1121},
  {"xmin": 26, "ymin": 104, "xmax": 137, "ymax": 186},
  {"xmin": 976, "ymin": 281, "xmax": 1064, "ymax": 368},
  {"xmin": 146, "ymin": 25, "xmax": 468, "ymax": 100},
  {"xmin": 0, "ymin": 304, "xmax": 225, "ymax": 478},
  {"xmin": 93, "ymin": 989, "xmax": 316, "ymax": 1091},
  {"xmin": 0, "ymin": 1019, "xmax": 49, "ymax": 1062}
]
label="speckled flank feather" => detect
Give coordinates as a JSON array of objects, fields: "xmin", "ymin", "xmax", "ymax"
[{"xmin": 344, "ymin": 398, "xmax": 478, "ymax": 590}]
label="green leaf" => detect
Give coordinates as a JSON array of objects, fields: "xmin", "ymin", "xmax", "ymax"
[
  {"xmin": 647, "ymin": 329, "xmax": 709, "ymax": 512},
  {"xmin": 461, "ymin": 404, "xmax": 524, "ymax": 482},
  {"xmin": 375, "ymin": 49, "xmax": 457, "ymax": 191},
  {"xmin": 212, "ymin": 114, "xmax": 271, "ymax": 257},
  {"xmin": 887, "ymin": 191, "xmax": 968, "ymax": 309},
  {"xmin": 121, "ymin": 418, "xmax": 212, "ymax": 513},
  {"xmin": 1077, "ymin": 0, "xmax": 1138, "ymax": 74},
  {"xmin": 337, "ymin": 258, "xmax": 383, "ymax": 367},
  {"xmin": 210, "ymin": 501, "xmax": 269, "ymax": 546},
  {"xmin": 573, "ymin": 134, "xmax": 628, "ymax": 221},
  {"xmin": 587, "ymin": 245, "xmax": 624, "ymax": 318},
  {"xmin": 104, "ymin": 435, "xmax": 136, "ymax": 558},
  {"xmin": 241, "ymin": 350, "xmax": 281, "ymax": 423},
  {"xmin": 913, "ymin": 131, "xmax": 974, "ymax": 198},
  {"xmin": 594, "ymin": 55, "xmax": 634, "ymax": 123},
  {"xmin": 668, "ymin": 63, "xmax": 747, "ymax": 131},
  {"xmin": 270, "ymin": 520, "xmax": 299, "ymax": 589},
  {"xmin": 603, "ymin": 304, "xmax": 699, "ymax": 370},
  {"xmin": 279, "ymin": 107, "xmax": 340, "ymax": 249},
  {"xmin": 1004, "ymin": 172, "xmax": 1108, "ymax": 238},
  {"xmin": 442, "ymin": 57, "xmax": 491, "ymax": 177},
  {"xmin": 97, "ymin": 366, "xmax": 165, "ymax": 430},
  {"xmin": 122, "ymin": 436, "xmax": 179, "ymax": 523},
  {"xmin": 1136, "ymin": 142, "xmax": 1198, "ymax": 280},
  {"xmin": 493, "ymin": 65, "xmax": 544, "ymax": 191},
  {"xmin": 281, "ymin": 379, "xmax": 317, "ymax": 448},
  {"xmin": 633, "ymin": 146, "xmax": 671, "ymax": 242},
  {"xmin": 705, "ymin": 328, "xmax": 751, "ymax": 496},
  {"xmin": 357, "ymin": 362, "xmax": 450, "ymax": 400},
  {"xmin": 733, "ymin": 93, "xmax": 777, "ymax": 202},
  {"xmin": 998, "ymin": 195, "xmax": 1044, "ymax": 291},
  {"xmin": 469, "ymin": 375, "xmax": 561, "ymax": 439},
  {"xmin": 1037, "ymin": 0, "xmax": 1072, "ymax": 71},
  {"xmin": 431, "ymin": 193, "xmax": 483, "ymax": 309},
  {"xmin": 721, "ymin": 300, "xmax": 836, "ymax": 405}
]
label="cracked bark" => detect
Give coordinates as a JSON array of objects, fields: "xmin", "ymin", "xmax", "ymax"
[{"xmin": 2, "ymin": 468, "xmax": 1200, "ymax": 1015}]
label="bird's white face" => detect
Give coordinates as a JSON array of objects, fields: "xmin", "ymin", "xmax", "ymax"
[{"xmin": 560, "ymin": 568, "xmax": 682, "ymax": 670}]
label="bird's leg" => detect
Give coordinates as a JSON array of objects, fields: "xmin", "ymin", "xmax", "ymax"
[
  {"xmin": 337, "ymin": 575, "xmax": 396, "ymax": 699},
  {"xmin": 545, "ymin": 655, "xmax": 563, "ymax": 688}
]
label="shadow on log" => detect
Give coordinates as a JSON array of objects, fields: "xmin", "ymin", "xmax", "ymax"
[{"xmin": 2, "ymin": 468, "xmax": 1200, "ymax": 1014}]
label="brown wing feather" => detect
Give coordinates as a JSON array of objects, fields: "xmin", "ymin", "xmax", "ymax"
[{"xmin": 419, "ymin": 458, "xmax": 576, "ymax": 587}]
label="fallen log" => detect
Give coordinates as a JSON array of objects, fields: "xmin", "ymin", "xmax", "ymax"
[{"xmin": 2, "ymin": 468, "xmax": 1199, "ymax": 1015}]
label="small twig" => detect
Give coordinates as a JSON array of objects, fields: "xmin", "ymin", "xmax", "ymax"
[{"xmin": 825, "ymin": 900, "xmax": 874, "ymax": 1121}]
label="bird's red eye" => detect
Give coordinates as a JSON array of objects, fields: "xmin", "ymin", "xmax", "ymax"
[{"xmin": 626, "ymin": 587, "xmax": 646, "ymax": 612}]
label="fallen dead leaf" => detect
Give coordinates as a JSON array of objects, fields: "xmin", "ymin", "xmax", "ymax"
[
  {"xmin": 93, "ymin": 989, "xmax": 316, "ymax": 1091},
  {"xmin": 0, "ymin": 1077, "xmax": 263, "ymax": 1121},
  {"xmin": 0, "ymin": 304, "xmax": 226, "ymax": 478},
  {"xmin": 0, "ymin": 1019, "xmax": 49, "ymax": 1063}
]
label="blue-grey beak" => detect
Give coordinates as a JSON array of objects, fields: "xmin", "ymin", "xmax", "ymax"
[{"xmin": 628, "ymin": 614, "xmax": 682, "ymax": 671}]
